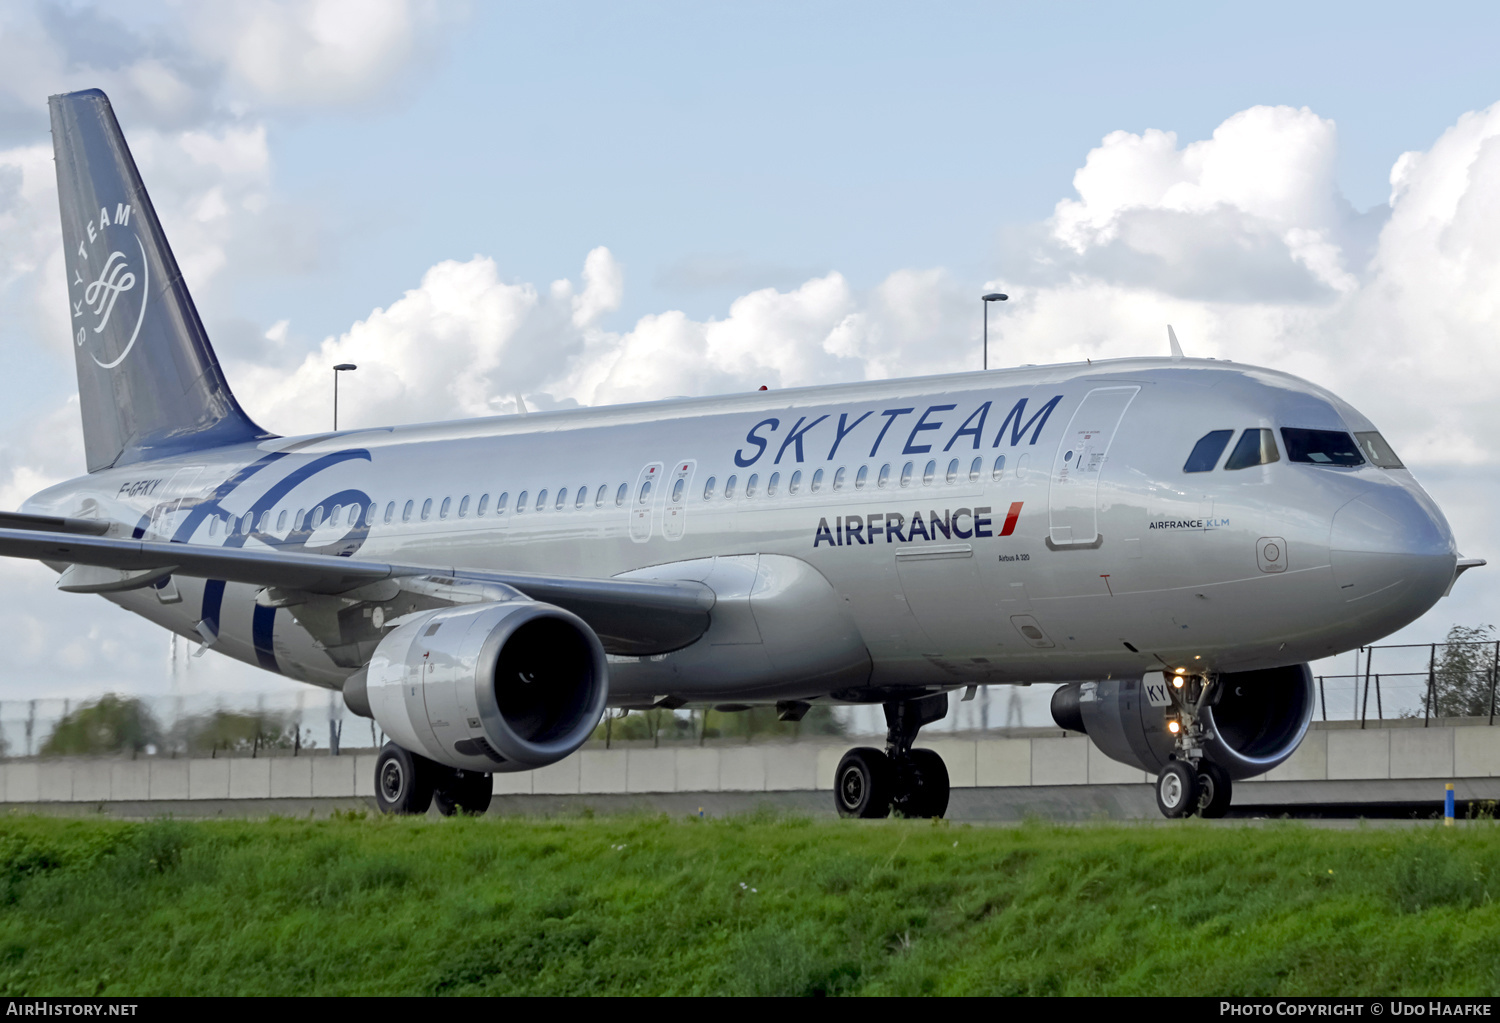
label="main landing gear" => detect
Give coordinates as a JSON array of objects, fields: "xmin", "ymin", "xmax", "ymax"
[
  {"xmin": 835, "ymin": 694, "xmax": 951, "ymax": 819},
  {"xmin": 373, "ymin": 743, "xmax": 494, "ymax": 817},
  {"xmin": 1154, "ymin": 674, "xmax": 1233, "ymax": 819}
]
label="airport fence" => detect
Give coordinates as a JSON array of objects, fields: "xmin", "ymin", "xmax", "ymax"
[
  {"xmin": 2, "ymin": 641, "xmax": 1494, "ymax": 759},
  {"xmin": 1314, "ymin": 640, "xmax": 1500, "ymax": 729}
]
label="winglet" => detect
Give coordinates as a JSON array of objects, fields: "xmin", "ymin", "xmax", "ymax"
[{"xmin": 1167, "ymin": 325, "xmax": 1184, "ymax": 360}]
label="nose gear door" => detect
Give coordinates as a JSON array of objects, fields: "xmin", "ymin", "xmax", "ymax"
[{"xmin": 1047, "ymin": 387, "xmax": 1138, "ymax": 549}]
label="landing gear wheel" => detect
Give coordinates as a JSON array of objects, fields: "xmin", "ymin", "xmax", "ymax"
[
  {"xmin": 1195, "ymin": 761, "xmax": 1232, "ymax": 819},
  {"xmin": 1155, "ymin": 760, "xmax": 1200, "ymax": 819},
  {"xmin": 835, "ymin": 747, "xmax": 893, "ymax": 818},
  {"xmin": 433, "ymin": 770, "xmax": 494, "ymax": 817},
  {"xmin": 374, "ymin": 743, "xmax": 435, "ymax": 816},
  {"xmin": 896, "ymin": 748, "xmax": 950, "ymax": 819}
]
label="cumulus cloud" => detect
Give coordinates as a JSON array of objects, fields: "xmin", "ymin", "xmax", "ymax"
[{"xmin": 183, "ymin": 0, "xmax": 449, "ymax": 107}]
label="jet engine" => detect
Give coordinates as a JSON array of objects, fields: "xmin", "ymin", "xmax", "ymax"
[
  {"xmin": 1050, "ymin": 665, "xmax": 1316, "ymax": 780},
  {"xmin": 347, "ymin": 600, "xmax": 609, "ymax": 773}
]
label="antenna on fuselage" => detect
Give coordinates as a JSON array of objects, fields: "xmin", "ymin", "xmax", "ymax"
[{"xmin": 1167, "ymin": 325, "xmax": 1184, "ymax": 360}]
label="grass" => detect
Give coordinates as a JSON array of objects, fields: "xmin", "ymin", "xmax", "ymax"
[{"xmin": 0, "ymin": 810, "xmax": 1497, "ymax": 996}]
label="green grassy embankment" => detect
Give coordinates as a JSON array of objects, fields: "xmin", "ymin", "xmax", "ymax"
[{"xmin": 0, "ymin": 811, "xmax": 1497, "ymax": 996}]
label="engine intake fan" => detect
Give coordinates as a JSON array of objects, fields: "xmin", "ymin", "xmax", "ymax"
[
  {"xmin": 1050, "ymin": 664, "xmax": 1315, "ymax": 780},
  {"xmin": 355, "ymin": 600, "xmax": 609, "ymax": 773}
]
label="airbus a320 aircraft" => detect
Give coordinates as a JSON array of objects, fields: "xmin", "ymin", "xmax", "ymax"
[{"xmin": 0, "ymin": 90, "xmax": 1480, "ymax": 819}]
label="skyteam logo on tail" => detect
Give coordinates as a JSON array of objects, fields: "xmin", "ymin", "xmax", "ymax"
[{"xmin": 69, "ymin": 202, "xmax": 147, "ymax": 369}]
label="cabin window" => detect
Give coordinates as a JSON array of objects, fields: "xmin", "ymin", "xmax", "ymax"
[
  {"xmin": 944, "ymin": 459, "xmax": 958, "ymax": 484},
  {"xmin": 477, "ymin": 494, "xmax": 489, "ymax": 516},
  {"xmin": 347, "ymin": 505, "xmax": 359, "ymax": 527},
  {"xmin": 789, "ymin": 470, "xmax": 802, "ymax": 495},
  {"xmin": 615, "ymin": 483, "xmax": 628, "ymax": 506},
  {"xmin": 767, "ymin": 472, "xmax": 780, "ymax": 496},
  {"xmin": 672, "ymin": 478, "xmax": 686, "ymax": 502},
  {"xmin": 516, "ymin": 491, "xmax": 528, "ymax": 513},
  {"xmin": 439, "ymin": 497, "xmax": 450, "ymax": 519},
  {"xmin": 1224, "ymin": 429, "xmax": 1281, "ymax": 471},
  {"xmin": 208, "ymin": 517, "xmax": 219, "ymax": 537},
  {"xmin": 556, "ymin": 488, "xmax": 567, "ymax": 510},
  {"xmin": 1353, "ymin": 432, "xmax": 1403, "ymax": 469},
  {"xmin": 923, "ymin": 460, "xmax": 937, "ymax": 486},
  {"xmin": 458, "ymin": 495, "xmax": 470, "ymax": 517},
  {"xmin": 703, "ymin": 476, "xmax": 717, "ymax": 500},
  {"xmin": 383, "ymin": 503, "xmax": 394, "ymax": 525},
  {"xmin": 295, "ymin": 508, "xmax": 306, "ymax": 530},
  {"xmin": 595, "ymin": 485, "xmax": 608, "ymax": 508},
  {"xmin": 899, "ymin": 462, "xmax": 913, "ymax": 487},
  {"xmin": 278, "ymin": 510, "xmax": 289, "ymax": 532},
  {"xmin": 401, "ymin": 501, "xmax": 413, "ymax": 522},
  {"xmin": 329, "ymin": 504, "xmax": 342, "ymax": 525},
  {"xmin": 746, "ymin": 474, "xmax": 759, "ymax": 497},
  {"xmin": 311, "ymin": 506, "xmax": 325, "ymax": 529},
  {"xmin": 992, "ymin": 455, "xmax": 1005, "ymax": 481},
  {"xmin": 536, "ymin": 490, "xmax": 548, "ymax": 511},
  {"xmin": 1184, "ymin": 430, "xmax": 1235, "ymax": 473},
  {"xmin": 876, "ymin": 464, "xmax": 890, "ymax": 488},
  {"xmin": 1281, "ymin": 428, "xmax": 1364, "ymax": 467},
  {"xmin": 969, "ymin": 457, "xmax": 982, "ymax": 483},
  {"xmin": 368, "ymin": 503, "xmax": 377, "ymax": 524},
  {"xmin": 497, "ymin": 492, "xmax": 509, "ymax": 513},
  {"xmin": 855, "ymin": 465, "xmax": 869, "ymax": 489},
  {"xmin": 575, "ymin": 487, "xmax": 587, "ymax": 509},
  {"xmin": 725, "ymin": 475, "xmax": 738, "ymax": 498},
  {"xmin": 636, "ymin": 481, "xmax": 650, "ymax": 505},
  {"xmin": 420, "ymin": 499, "xmax": 432, "ymax": 520},
  {"xmin": 811, "ymin": 468, "xmax": 823, "ymax": 493},
  {"xmin": 832, "ymin": 467, "xmax": 846, "ymax": 491}
]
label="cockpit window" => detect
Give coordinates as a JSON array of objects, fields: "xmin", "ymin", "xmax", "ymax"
[
  {"xmin": 1353, "ymin": 431, "xmax": 1404, "ymax": 469},
  {"xmin": 1281, "ymin": 428, "xmax": 1365, "ymax": 466},
  {"xmin": 1183, "ymin": 430, "xmax": 1234, "ymax": 472},
  {"xmin": 1224, "ymin": 428, "xmax": 1281, "ymax": 470}
]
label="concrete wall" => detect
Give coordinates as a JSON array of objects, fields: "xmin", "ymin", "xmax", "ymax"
[{"xmin": 2, "ymin": 720, "xmax": 1494, "ymax": 803}]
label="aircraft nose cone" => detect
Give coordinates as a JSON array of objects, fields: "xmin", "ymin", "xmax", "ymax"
[{"xmin": 1329, "ymin": 488, "xmax": 1455, "ymax": 610}]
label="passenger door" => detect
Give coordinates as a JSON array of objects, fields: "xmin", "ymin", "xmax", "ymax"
[{"xmin": 1047, "ymin": 387, "xmax": 1139, "ymax": 549}]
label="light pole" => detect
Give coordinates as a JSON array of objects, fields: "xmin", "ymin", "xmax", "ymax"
[
  {"xmin": 333, "ymin": 363, "xmax": 356, "ymax": 430},
  {"xmin": 982, "ymin": 292, "xmax": 1008, "ymax": 371}
]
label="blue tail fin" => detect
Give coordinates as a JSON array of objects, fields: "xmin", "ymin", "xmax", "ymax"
[{"xmin": 49, "ymin": 89, "xmax": 273, "ymax": 471}]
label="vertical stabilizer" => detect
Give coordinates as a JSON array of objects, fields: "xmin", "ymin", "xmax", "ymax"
[{"xmin": 49, "ymin": 89, "xmax": 272, "ymax": 472}]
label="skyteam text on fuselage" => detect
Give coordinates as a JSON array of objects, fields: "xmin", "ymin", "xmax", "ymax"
[{"xmin": 0, "ymin": 89, "xmax": 1480, "ymax": 820}]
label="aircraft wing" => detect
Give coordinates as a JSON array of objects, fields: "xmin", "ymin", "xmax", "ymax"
[{"xmin": 0, "ymin": 527, "xmax": 714, "ymax": 655}]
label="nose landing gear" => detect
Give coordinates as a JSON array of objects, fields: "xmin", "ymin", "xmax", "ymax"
[
  {"xmin": 834, "ymin": 693, "xmax": 951, "ymax": 819},
  {"xmin": 1155, "ymin": 674, "xmax": 1234, "ymax": 819}
]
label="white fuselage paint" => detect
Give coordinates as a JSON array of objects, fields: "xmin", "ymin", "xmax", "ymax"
[{"xmin": 21, "ymin": 358, "xmax": 1460, "ymax": 704}]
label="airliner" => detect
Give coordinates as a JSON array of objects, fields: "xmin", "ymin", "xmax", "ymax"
[{"xmin": 0, "ymin": 90, "xmax": 1479, "ymax": 819}]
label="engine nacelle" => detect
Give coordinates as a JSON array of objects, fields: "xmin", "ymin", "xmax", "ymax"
[
  {"xmin": 358, "ymin": 600, "xmax": 609, "ymax": 773},
  {"xmin": 1050, "ymin": 664, "xmax": 1316, "ymax": 780}
]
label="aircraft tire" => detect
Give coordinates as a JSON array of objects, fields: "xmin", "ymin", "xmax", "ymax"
[
  {"xmin": 1195, "ymin": 761, "xmax": 1233, "ymax": 819},
  {"xmin": 374, "ymin": 743, "xmax": 436, "ymax": 816},
  {"xmin": 902, "ymin": 749, "xmax": 950, "ymax": 819},
  {"xmin": 1155, "ymin": 760, "xmax": 1200, "ymax": 819},
  {"xmin": 433, "ymin": 770, "xmax": 494, "ymax": 817},
  {"xmin": 835, "ymin": 747, "xmax": 893, "ymax": 819}
]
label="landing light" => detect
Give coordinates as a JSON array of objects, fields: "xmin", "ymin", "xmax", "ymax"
[
  {"xmin": 1174, "ymin": 667, "xmax": 1187, "ymax": 674},
  {"xmin": 1168, "ymin": 719, "xmax": 1181, "ymax": 734},
  {"xmin": 1171, "ymin": 675, "xmax": 1185, "ymax": 689}
]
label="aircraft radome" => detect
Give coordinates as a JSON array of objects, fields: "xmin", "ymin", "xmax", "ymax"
[{"xmin": 0, "ymin": 89, "xmax": 1482, "ymax": 819}]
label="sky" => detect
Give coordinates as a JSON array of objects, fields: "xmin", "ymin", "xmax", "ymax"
[{"xmin": 3, "ymin": 0, "xmax": 1500, "ymax": 704}]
